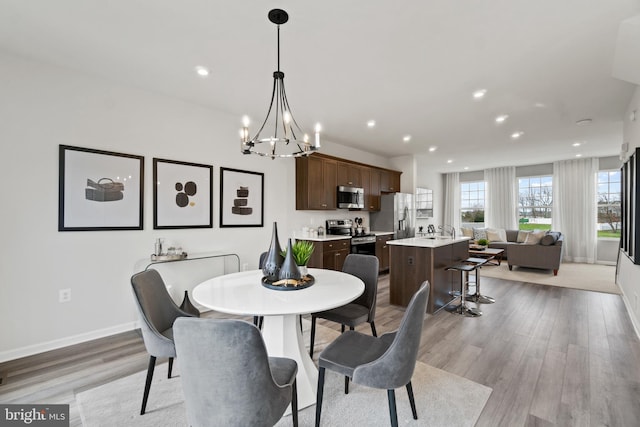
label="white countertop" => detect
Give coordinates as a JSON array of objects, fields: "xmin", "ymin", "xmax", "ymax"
[{"xmin": 388, "ymin": 236, "xmax": 471, "ymax": 248}]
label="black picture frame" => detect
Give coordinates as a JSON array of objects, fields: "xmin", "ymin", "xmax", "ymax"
[
  {"xmin": 220, "ymin": 167, "xmax": 264, "ymax": 228},
  {"xmin": 621, "ymin": 147, "xmax": 640, "ymax": 264},
  {"xmin": 153, "ymin": 158, "xmax": 213, "ymax": 229},
  {"xmin": 58, "ymin": 145, "xmax": 144, "ymax": 231}
]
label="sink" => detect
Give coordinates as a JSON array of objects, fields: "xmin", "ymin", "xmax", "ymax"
[{"xmin": 422, "ymin": 235, "xmax": 452, "ymax": 240}]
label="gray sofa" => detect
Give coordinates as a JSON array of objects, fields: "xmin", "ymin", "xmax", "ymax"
[{"xmin": 479, "ymin": 229, "xmax": 564, "ymax": 275}]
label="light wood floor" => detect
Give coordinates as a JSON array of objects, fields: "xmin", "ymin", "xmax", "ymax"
[{"xmin": 1, "ymin": 274, "xmax": 640, "ymax": 426}]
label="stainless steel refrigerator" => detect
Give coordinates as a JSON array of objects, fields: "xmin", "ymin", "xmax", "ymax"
[{"xmin": 370, "ymin": 193, "xmax": 415, "ymax": 239}]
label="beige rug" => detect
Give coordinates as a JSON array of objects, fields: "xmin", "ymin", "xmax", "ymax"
[
  {"xmin": 479, "ymin": 262, "xmax": 620, "ymax": 294},
  {"xmin": 77, "ymin": 322, "xmax": 492, "ymax": 427}
]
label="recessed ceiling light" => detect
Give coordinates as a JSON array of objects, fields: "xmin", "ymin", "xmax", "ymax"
[
  {"xmin": 194, "ymin": 66, "xmax": 210, "ymax": 77},
  {"xmin": 572, "ymin": 142, "xmax": 581, "ymax": 147},
  {"xmin": 464, "ymin": 166, "xmax": 469, "ymax": 170},
  {"xmin": 447, "ymin": 159, "xmax": 453, "ymax": 164},
  {"xmin": 534, "ymin": 102, "xmax": 546, "ymax": 108},
  {"xmin": 495, "ymin": 114, "xmax": 509, "ymax": 123},
  {"xmin": 428, "ymin": 146, "xmax": 437, "ymax": 152},
  {"xmin": 511, "ymin": 131, "xmax": 524, "ymax": 139},
  {"xmin": 576, "ymin": 154, "xmax": 582, "ymax": 157},
  {"xmin": 473, "ymin": 89, "xmax": 487, "ymax": 99},
  {"xmin": 367, "ymin": 120, "xmax": 376, "ymax": 128},
  {"xmin": 403, "ymin": 135, "xmax": 411, "ymax": 142},
  {"xmin": 576, "ymin": 118, "xmax": 592, "ymax": 125}
]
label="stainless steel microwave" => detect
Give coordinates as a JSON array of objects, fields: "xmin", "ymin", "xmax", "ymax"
[{"xmin": 337, "ymin": 186, "xmax": 364, "ymax": 209}]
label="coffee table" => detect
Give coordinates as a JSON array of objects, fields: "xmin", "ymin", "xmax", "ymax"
[{"xmin": 467, "ymin": 247, "xmax": 504, "ymax": 265}]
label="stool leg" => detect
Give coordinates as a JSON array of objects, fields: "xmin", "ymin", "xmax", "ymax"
[
  {"xmin": 467, "ymin": 266, "xmax": 495, "ymax": 304},
  {"xmin": 459, "ymin": 270, "xmax": 482, "ymax": 317}
]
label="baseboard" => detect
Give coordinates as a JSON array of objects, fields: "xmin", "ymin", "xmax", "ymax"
[
  {"xmin": 0, "ymin": 321, "xmax": 138, "ymax": 363},
  {"xmin": 619, "ymin": 287, "xmax": 640, "ymax": 340}
]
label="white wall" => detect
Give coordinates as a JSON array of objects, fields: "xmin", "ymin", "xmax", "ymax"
[
  {"xmin": 617, "ymin": 85, "xmax": 640, "ymax": 335},
  {"xmin": 0, "ymin": 52, "xmax": 394, "ymax": 361},
  {"xmin": 414, "ymin": 155, "xmax": 443, "ymax": 230}
]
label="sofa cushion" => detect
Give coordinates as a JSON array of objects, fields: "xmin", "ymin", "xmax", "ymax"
[
  {"xmin": 460, "ymin": 227, "xmax": 474, "ymax": 238},
  {"xmin": 473, "ymin": 228, "xmax": 487, "ymax": 240},
  {"xmin": 516, "ymin": 230, "xmax": 530, "ymax": 243},
  {"xmin": 486, "ymin": 228, "xmax": 507, "ymax": 242},
  {"xmin": 524, "ymin": 231, "xmax": 546, "ymax": 245},
  {"xmin": 540, "ymin": 231, "xmax": 561, "ymax": 246}
]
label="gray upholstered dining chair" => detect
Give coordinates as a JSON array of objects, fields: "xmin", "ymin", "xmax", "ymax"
[
  {"xmin": 174, "ymin": 317, "xmax": 298, "ymax": 427},
  {"xmin": 315, "ymin": 281, "xmax": 430, "ymax": 427},
  {"xmin": 309, "ymin": 254, "xmax": 379, "ymax": 358},
  {"xmin": 130, "ymin": 269, "xmax": 196, "ymax": 415}
]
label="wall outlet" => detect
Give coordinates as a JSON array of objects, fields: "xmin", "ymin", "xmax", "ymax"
[
  {"xmin": 242, "ymin": 263, "xmax": 249, "ymax": 271},
  {"xmin": 59, "ymin": 288, "xmax": 71, "ymax": 303},
  {"xmin": 408, "ymin": 256, "xmax": 414, "ymax": 265}
]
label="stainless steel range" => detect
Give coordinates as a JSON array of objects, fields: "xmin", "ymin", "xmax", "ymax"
[{"xmin": 326, "ymin": 219, "xmax": 377, "ymax": 256}]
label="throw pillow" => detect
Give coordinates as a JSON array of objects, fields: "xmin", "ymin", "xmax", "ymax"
[
  {"xmin": 524, "ymin": 230, "xmax": 546, "ymax": 245},
  {"xmin": 540, "ymin": 234, "xmax": 557, "ymax": 246},
  {"xmin": 460, "ymin": 227, "xmax": 474, "ymax": 238},
  {"xmin": 472, "ymin": 228, "xmax": 487, "ymax": 241},
  {"xmin": 516, "ymin": 230, "xmax": 531, "ymax": 243},
  {"xmin": 486, "ymin": 228, "xmax": 507, "ymax": 242}
]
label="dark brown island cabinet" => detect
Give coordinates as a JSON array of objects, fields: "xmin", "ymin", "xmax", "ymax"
[{"xmin": 388, "ymin": 238, "xmax": 469, "ymax": 314}]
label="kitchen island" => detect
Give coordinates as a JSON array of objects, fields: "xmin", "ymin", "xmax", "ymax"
[{"xmin": 388, "ymin": 236, "xmax": 471, "ymax": 313}]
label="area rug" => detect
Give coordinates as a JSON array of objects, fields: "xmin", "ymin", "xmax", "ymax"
[
  {"xmin": 479, "ymin": 261, "xmax": 620, "ymax": 294},
  {"xmin": 77, "ymin": 322, "xmax": 492, "ymax": 427}
]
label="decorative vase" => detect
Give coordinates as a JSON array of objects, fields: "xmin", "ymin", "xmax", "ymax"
[
  {"xmin": 263, "ymin": 222, "xmax": 284, "ymax": 282},
  {"xmin": 279, "ymin": 238, "xmax": 302, "ymax": 281},
  {"xmin": 180, "ymin": 290, "xmax": 200, "ymax": 317},
  {"xmin": 298, "ymin": 265, "xmax": 308, "ymax": 277}
]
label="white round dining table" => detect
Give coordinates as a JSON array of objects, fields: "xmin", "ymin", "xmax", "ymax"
[{"xmin": 193, "ymin": 268, "xmax": 364, "ymax": 411}]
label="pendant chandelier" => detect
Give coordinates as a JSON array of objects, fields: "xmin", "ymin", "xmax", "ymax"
[{"xmin": 240, "ymin": 9, "xmax": 321, "ymax": 159}]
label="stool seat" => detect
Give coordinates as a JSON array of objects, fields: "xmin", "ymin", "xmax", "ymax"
[
  {"xmin": 446, "ymin": 263, "xmax": 482, "ymax": 317},
  {"xmin": 462, "ymin": 257, "xmax": 495, "ymax": 304}
]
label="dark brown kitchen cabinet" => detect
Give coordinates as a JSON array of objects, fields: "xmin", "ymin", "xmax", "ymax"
[
  {"xmin": 337, "ymin": 162, "xmax": 362, "ymax": 187},
  {"xmin": 368, "ymin": 168, "xmax": 381, "ymax": 211},
  {"xmin": 304, "ymin": 239, "xmax": 350, "ymax": 271},
  {"xmin": 380, "ymin": 169, "xmax": 401, "ymax": 193},
  {"xmin": 375, "ymin": 234, "xmax": 392, "ymax": 271},
  {"xmin": 296, "ymin": 155, "xmax": 337, "ymax": 210}
]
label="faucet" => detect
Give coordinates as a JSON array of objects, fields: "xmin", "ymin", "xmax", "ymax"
[{"xmin": 438, "ymin": 225, "xmax": 456, "ymax": 239}]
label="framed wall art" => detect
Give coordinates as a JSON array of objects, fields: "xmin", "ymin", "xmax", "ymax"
[
  {"xmin": 58, "ymin": 145, "xmax": 144, "ymax": 231},
  {"xmin": 220, "ymin": 167, "xmax": 264, "ymax": 228},
  {"xmin": 153, "ymin": 158, "xmax": 213, "ymax": 229}
]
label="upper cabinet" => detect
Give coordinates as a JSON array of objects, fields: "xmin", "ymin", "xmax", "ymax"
[
  {"xmin": 380, "ymin": 169, "xmax": 401, "ymax": 193},
  {"xmin": 337, "ymin": 162, "xmax": 362, "ymax": 187},
  {"xmin": 296, "ymin": 153, "xmax": 401, "ymax": 211},
  {"xmin": 296, "ymin": 155, "xmax": 337, "ymax": 210}
]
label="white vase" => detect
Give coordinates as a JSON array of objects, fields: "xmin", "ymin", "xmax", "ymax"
[{"xmin": 298, "ymin": 265, "xmax": 308, "ymax": 277}]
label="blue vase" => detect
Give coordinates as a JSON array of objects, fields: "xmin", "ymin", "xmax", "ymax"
[{"xmin": 262, "ymin": 222, "xmax": 284, "ymax": 281}]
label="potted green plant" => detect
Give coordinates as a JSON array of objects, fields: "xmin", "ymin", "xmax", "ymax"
[
  {"xmin": 476, "ymin": 238, "xmax": 489, "ymax": 248},
  {"xmin": 281, "ymin": 240, "xmax": 315, "ymax": 276}
]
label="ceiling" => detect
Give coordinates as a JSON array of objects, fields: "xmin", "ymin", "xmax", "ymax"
[{"xmin": 1, "ymin": 0, "xmax": 639, "ymax": 172}]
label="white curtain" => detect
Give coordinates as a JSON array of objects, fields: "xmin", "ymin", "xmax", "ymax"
[
  {"xmin": 443, "ymin": 172, "xmax": 460, "ymax": 232},
  {"xmin": 552, "ymin": 157, "xmax": 599, "ymax": 263},
  {"xmin": 485, "ymin": 166, "xmax": 518, "ymax": 230}
]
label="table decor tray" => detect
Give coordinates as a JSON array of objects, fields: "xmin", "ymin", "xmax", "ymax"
[{"xmin": 262, "ymin": 274, "xmax": 315, "ymax": 291}]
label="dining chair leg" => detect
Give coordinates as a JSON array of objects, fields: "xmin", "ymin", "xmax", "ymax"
[
  {"xmin": 341, "ymin": 324, "xmax": 345, "ymax": 333},
  {"xmin": 406, "ymin": 381, "xmax": 418, "ymax": 419},
  {"xmin": 299, "ymin": 315, "xmax": 303, "ymax": 332},
  {"xmin": 387, "ymin": 389, "xmax": 398, "ymax": 427},
  {"xmin": 291, "ymin": 379, "xmax": 298, "ymax": 427},
  {"xmin": 167, "ymin": 357, "xmax": 173, "ymax": 378},
  {"xmin": 345, "ymin": 376, "xmax": 349, "ymax": 394},
  {"xmin": 315, "ymin": 367, "xmax": 325, "ymax": 427},
  {"xmin": 310, "ymin": 316, "xmax": 317, "ymax": 358},
  {"xmin": 370, "ymin": 321, "xmax": 378, "ymax": 337},
  {"xmin": 141, "ymin": 355, "xmax": 156, "ymax": 415}
]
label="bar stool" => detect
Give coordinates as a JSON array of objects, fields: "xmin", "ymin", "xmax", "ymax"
[
  {"xmin": 464, "ymin": 257, "xmax": 495, "ymax": 304},
  {"xmin": 446, "ymin": 263, "xmax": 482, "ymax": 317}
]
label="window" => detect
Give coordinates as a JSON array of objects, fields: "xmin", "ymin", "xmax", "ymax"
[
  {"xmin": 597, "ymin": 170, "xmax": 621, "ymax": 238},
  {"xmin": 460, "ymin": 181, "xmax": 485, "ymax": 225},
  {"xmin": 518, "ymin": 176, "xmax": 552, "ymax": 231}
]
